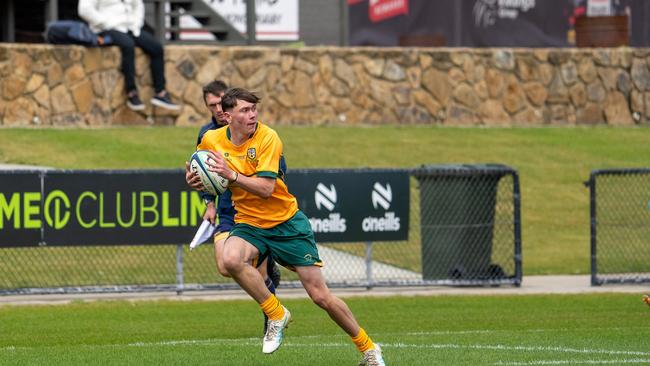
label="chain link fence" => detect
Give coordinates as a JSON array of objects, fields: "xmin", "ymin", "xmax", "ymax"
[
  {"xmin": 587, "ymin": 169, "xmax": 650, "ymax": 285},
  {"xmin": 0, "ymin": 166, "xmax": 521, "ymax": 295},
  {"xmin": 413, "ymin": 165, "xmax": 521, "ymax": 286}
]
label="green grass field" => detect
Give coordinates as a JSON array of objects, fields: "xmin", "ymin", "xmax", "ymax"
[
  {"xmin": 2, "ymin": 126, "xmax": 650, "ymax": 276},
  {"xmin": 1, "ymin": 293, "xmax": 649, "ymax": 365}
]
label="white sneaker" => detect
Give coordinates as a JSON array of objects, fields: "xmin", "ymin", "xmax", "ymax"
[
  {"xmin": 262, "ymin": 306, "xmax": 291, "ymax": 354},
  {"xmin": 359, "ymin": 344, "xmax": 386, "ymax": 366},
  {"xmin": 150, "ymin": 91, "xmax": 181, "ymax": 111}
]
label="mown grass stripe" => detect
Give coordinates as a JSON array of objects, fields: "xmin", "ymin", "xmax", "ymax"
[
  {"xmin": 495, "ymin": 359, "xmax": 650, "ymax": 365},
  {"xmin": 4, "ymin": 339, "xmax": 649, "ymax": 357}
]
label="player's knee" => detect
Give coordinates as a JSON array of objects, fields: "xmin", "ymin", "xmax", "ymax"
[
  {"xmin": 214, "ymin": 255, "xmax": 231, "ymax": 277},
  {"xmin": 222, "ymin": 252, "xmax": 243, "ymax": 273},
  {"xmin": 222, "ymin": 256, "xmax": 238, "ymax": 273},
  {"xmin": 309, "ymin": 292, "xmax": 332, "ymax": 310},
  {"xmin": 216, "ymin": 265, "xmax": 230, "ymax": 277}
]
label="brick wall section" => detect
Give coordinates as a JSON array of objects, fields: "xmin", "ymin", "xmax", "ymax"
[{"xmin": 1, "ymin": 44, "xmax": 649, "ymax": 126}]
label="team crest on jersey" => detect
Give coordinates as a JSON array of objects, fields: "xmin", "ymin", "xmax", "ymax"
[{"xmin": 247, "ymin": 148, "xmax": 256, "ymax": 162}]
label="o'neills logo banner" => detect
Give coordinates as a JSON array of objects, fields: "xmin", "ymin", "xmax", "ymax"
[
  {"xmin": 312, "ymin": 183, "xmax": 346, "ymax": 233},
  {"xmin": 365, "ymin": 182, "xmax": 400, "ymax": 233},
  {"xmin": 369, "ymin": 0, "xmax": 409, "ymax": 23},
  {"xmin": 286, "ymin": 169, "xmax": 409, "ymax": 243}
]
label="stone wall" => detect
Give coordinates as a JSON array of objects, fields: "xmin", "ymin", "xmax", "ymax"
[{"xmin": 1, "ymin": 44, "xmax": 649, "ymax": 127}]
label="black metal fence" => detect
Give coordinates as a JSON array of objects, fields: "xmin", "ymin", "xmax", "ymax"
[
  {"xmin": 587, "ymin": 169, "xmax": 650, "ymax": 285},
  {"xmin": 0, "ymin": 166, "xmax": 522, "ymax": 295}
]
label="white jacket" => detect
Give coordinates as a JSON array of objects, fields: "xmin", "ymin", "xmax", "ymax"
[{"xmin": 78, "ymin": 0, "xmax": 145, "ymax": 37}]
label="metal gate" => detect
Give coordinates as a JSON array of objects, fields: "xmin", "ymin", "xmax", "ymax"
[{"xmin": 586, "ymin": 169, "xmax": 650, "ymax": 285}]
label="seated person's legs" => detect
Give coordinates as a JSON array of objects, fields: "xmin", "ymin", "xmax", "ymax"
[
  {"xmin": 102, "ymin": 29, "xmax": 144, "ymax": 111},
  {"xmin": 133, "ymin": 29, "xmax": 180, "ymax": 110}
]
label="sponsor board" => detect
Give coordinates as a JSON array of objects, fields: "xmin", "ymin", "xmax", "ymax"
[
  {"xmin": 0, "ymin": 170, "xmax": 203, "ymax": 247},
  {"xmin": 178, "ymin": 0, "xmax": 299, "ymax": 41},
  {"xmin": 287, "ymin": 169, "xmax": 409, "ymax": 242},
  {"xmin": 1, "ymin": 169, "xmax": 410, "ymax": 247}
]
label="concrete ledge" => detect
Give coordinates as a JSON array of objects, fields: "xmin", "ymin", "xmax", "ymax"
[{"xmin": 1, "ymin": 276, "xmax": 647, "ymax": 307}]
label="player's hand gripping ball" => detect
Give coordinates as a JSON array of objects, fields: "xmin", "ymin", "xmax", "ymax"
[{"xmin": 189, "ymin": 150, "xmax": 229, "ymax": 196}]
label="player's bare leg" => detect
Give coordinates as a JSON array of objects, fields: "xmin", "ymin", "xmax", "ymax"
[
  {"xmin": 222, "ymin": 236, "xmax": 291, "ymax": 354},
  {"xmin": 221, "ymin": 236, "xmax": 269, "ymax": 301},
  {"xmin": 296, "ymin": 265, "xmax": 360, "ymax": 334},
  {"xmin": 296, "ymin": 265, "xmax": 385, "ymax": 365},
  {"xmin": 214, "ymin": 236, "xmax": 271, "ymax": 279},
  {"xmin": 215, "ymin": 235, "xmax": 278, "ymax": 334},
  {"xmin": 213, "ymin": 235, "xmax": 230, "ymax": 277}
]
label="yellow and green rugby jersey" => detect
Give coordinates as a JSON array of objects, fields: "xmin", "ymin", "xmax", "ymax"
[{"xmin": 197, "ymin": 122, "xmax": 298, "ymax": 229}]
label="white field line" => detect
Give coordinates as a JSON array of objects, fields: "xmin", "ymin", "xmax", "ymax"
[
  {"xmin": 401, "ymin": 326, "xmax": 649, "ymax": 336},
  {"xmin": 2, "ymin": 337, "xmax": 650, "ymax": 359},
  {"xmin": 381, "ymin": 343, "xmax": 650, "ymax": 356},
  {"xmin": 495, "ymin": 359, "xmax": 650, "ymax": 365}
]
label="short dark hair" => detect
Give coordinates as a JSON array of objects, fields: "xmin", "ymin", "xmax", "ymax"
[
  {"xmin": 221, "ymin": 88, "xmax": 261, "ymax": 112},
  {"xmin": 202, "ymin": 80, "xmax": 228, "ymax": 102}
]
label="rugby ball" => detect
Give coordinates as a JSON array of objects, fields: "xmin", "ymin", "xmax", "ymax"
[{"xmin": 189, "ymin": 150, "xmax": 229, "ymax": 195}]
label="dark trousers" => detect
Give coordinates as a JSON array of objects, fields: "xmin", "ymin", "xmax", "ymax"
[{"xmin": 101, "ymin": 28, "xmax": 165, "ymax": 94}]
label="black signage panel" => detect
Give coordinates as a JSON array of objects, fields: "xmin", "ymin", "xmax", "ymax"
[
  {"xmin": 1, "ymin": 169, "xmax": 409, "ymax": 247},
  {"xmin": 286, "ymin": 169, "xmax": 410, "ymax": 242},
  {"xmin": 350, "ymin": 0, "xmax": 650, "ymax": 47},
  {"xmin": 43, "ymin": 170, "xmax": 203, "ymax": 246},
  {"xmin": 0, "ymin": 171, "xmax": 43, "ymax": 247}
]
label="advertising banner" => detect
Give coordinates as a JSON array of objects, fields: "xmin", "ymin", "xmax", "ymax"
[
  {"xmin": 0, "ymin": 170, "xmax": 203, "ymax": 247},
  {"xmin": 286, "ymin": 169, "xmax": 410, "ymax": 242},
  {"xmin": 463, "ymin": 0, "xmax": 572, "ymax": 47},
  {"xmin": 179, "ymin": 0, "xmax": 299, "ymax": 41},
  {"xmin": 42, "ymin": 171, "xmax": 203, "ymax": 246},
  {"xmin": 369, "ymin": 0, "xmax": 409, "ymax": 23},
  {"xmin": 1, "ymin": 169, "xmax": 410, "ymax": 247},
  {"xmin": 349, "ymin": 0, "xmax": 648, "ymax": 47},
  {"xmin": 0, "ymin": 171, "xmax": 43, "ymax": 247}
]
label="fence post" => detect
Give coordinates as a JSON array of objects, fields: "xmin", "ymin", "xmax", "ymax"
[
  {"xmin": 176, "ymin": 244, "xmax": 184, "ymax": 295},
  {"xmin": 339, "ymin": 0, "xmax": 349, "ymax": 46},
  {"xmin": 246, "ymin": 0, "xmax": 256, "ymax": 45},
  {"xmin": 365, "ymin": 241, "xmax": 373, "ymax": 289},
  {"xmin": 587, "ymin": 173, "xmax": 599, "ymax": 286},
  {"xmin": 153, "ymin": 0, "xmax": 166, "ymax": 45},
  {"xmin": 513, "ymin": 171, "xmax": 523, "ymax": 287}
]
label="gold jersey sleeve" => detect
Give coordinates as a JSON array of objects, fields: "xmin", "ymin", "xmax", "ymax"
[{"xmin": 197, "ymin": 122, "xmax": 298, "ymax": 228}]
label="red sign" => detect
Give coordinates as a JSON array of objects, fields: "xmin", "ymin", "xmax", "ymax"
[{"xmin": 369, "ymin": 0, "xmax": 409, "ymax": 23}]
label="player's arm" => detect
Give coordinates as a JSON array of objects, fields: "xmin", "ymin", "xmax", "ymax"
[
  {"xmin": 230, "ymin": 173, "xmax": 275, "ymax": 199},
  {"xmin": 205, "ymin": 150, "xmax": 275, "ymax": 198}
]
